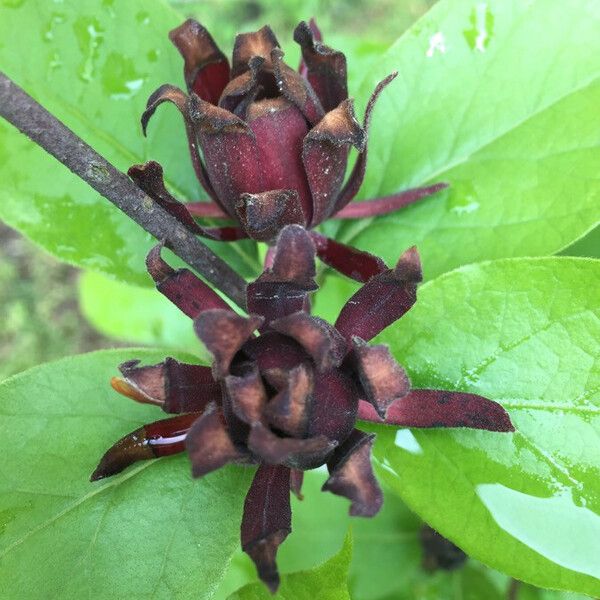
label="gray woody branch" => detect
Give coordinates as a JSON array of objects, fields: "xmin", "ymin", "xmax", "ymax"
[{"xmin": 0, "ymin": 71, "xmax": 248, "ymax": 309}]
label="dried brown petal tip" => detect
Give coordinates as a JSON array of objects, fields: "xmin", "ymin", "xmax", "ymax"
[
  {"xmin": 225, "ymin": 368, "xmax": 267, "ymax": 425},
  {"xmin": 141, "ymin": 84, "xmax": 188, "ymax": 136},
  {"xmin": 232, "ymin": 25, "xmax": 280, "ymax": 77},
  {"xmin": 323, "ymin": 429, "xmax": 382, "ymax": 517}
]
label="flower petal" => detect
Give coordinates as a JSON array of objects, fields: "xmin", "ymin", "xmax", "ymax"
[
  {"xmin": 357, "ymin": 390, "xmax": 514, "ymax": 432},
  {"xmin": 225, "ymin": 367, "xmax": 268, "ymax": 425},
  {"xmin": 186, "ymin": 403, "xmax": 248, "ymax": 477},
  {"xmin": 248, "ymin": 422, "xmax": 335, "ymax": 470},
  {"xmin": 294, "ymin": 20, "xmax": 347, "ymax": 112},
  {"xmin": 309, "ymin": 231, "xmax": 387, "ymax": 282},
  {"xmin": 264, "ymin": 364, "xmax": 313, "ymax": 436},
  {"xmin": 335, "ymin": 246, "xmax": 422, "ymax": 341},
  {"xmin": 247, "ymin": 225, "xmax": 317, "ymax": 325},
  {"xmin": 232, "ymin": 25, "xmax": 280, "ymax": 77},
  {"xmin": 194, "ymin": 309, "xmax": 264, "ymax": 378},
  {"xmin": 141, "ymin": 84, "xmax": 220, "ymax": 206},
  {"xmin": 236, "ymin": 189, "xmax": 306, "ymax": 242},
  {"xmin": 243, "ymin": 331, "xmax": 310, "ymax": 373},
  {"xmin": 146, "ymin": 244, "xmax": 231, "ymax": 319},
  {"xmin": 169, "ymin": 19, "xmax": 230, "ymax": 104},
  {"xmin": 333, "ymin": 72, "xmax": 398, "ymax": 212},
  {"xmin": 290, "ymin": 468, "xmax": 304, "ymax": 499},
  {"xmin": 322, "ymin": 429, "xmax": 383, "ymax": 517},
  {"xmin": 128, "ymin": 161, "xmax": 247, "ymax": 241},
  {"xmin": 113, "ymin": 357, "xmax": 220, "ymax": 414},
  {"xmin": 189, "ymin": 94, "xmax": 266, "ymax": 216},
  {"xmin": 271, "ymin": 312, "xmax": 346, "ymax": 372},
  {"xmin": 303, "ymin": 99, "xmax": 364, "ymax": 226},
  {"xmin": 219, "ymin": 55, "xmax": 270, "ymax": 116},
  {"xmin": 241, "ymin": 464, "xmax": 291, "ymax": 593},
  {"xmin": 351, "ymin": 338, "xmax": 410, "ymax": 419},
  {"xmin": 272, "ymin": 47, "xmax": 325, "ymax": 125},
  {"xmin": 90, "ymin": 413, "xmax": 200, "ymax": 481},
  {"xmin": 334, "ymin": 183, "xmax": 449, "ymax": 218}
]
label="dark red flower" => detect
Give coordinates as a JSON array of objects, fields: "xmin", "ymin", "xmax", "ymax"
[
  {"xmin": 131, "ymin": 19, "xmax": 447, "ymax": 282},
  {"xmin": 91, "ymin": 226, "xmax": 513, "ymax": 593}
]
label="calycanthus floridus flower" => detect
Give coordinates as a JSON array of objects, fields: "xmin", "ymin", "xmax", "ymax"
[
  {"xmin": 129, "ymin": 19, "xmax": 448, "ymax": 281},
  {"xmin": 91, "ymin": 225, "xmax": 514, "ymax": 593}
]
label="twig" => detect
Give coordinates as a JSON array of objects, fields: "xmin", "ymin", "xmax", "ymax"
[{"xmin": 0, "ymin": 71, "xmax": 248, "ymax": 309}]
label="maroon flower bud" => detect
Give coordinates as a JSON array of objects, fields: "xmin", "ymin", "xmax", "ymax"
[
  {"xmin": 133, "ymin": 19, "xmax": 448, "ymax": 281},
  {"xmin": 91, "ymin": 226, "xmax": 513, "ymax": 593}
]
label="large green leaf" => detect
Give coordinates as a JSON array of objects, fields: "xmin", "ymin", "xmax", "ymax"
[
  {"xmin": 228, "ymin": 532, "xmax": 353, "ymax": 600},
  {"xmin": 0, "ymin": 349, "xmax": 252, "ymax": 599},
  {"xmin": 0, "ymin": 0, "xmax": 259, "ymax": 285},
  {"xmin": 369, "ymin": 257, "xmax": 600, "ymax": 595},
  {"xmin": 341, "ymin": 0, "xmax": 600, "ymax": 279}
]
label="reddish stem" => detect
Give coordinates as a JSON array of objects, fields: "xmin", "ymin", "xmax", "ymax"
[{"xmin": 185, "ymin": 201, "xmax": 231, "ymax": 219}]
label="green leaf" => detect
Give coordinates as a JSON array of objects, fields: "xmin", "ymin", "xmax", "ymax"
[
  {"xmin": 0, "ymin": 349, "xmax": 252, "ymax": 599},
  {"xmin": 341, "ymin": 0, "xmax": 600, "ymax": 279},
  {"xmin": 228, "ymin": 531, "xmax": 353, "ymax": 600},
  {"xmin": 79, "ymin": 270, "xmax": 209, "ymax": 359},
  {"xmin": 0, "ymin": 0, "xmax": 259, "ymax": 285},
  {"xmin": 559, "ymin": 226, "xmax": 600, "ymax": 259},
  {"xmin": 370, "ymin": 257, "xmax": 600, "ymax": 595}
]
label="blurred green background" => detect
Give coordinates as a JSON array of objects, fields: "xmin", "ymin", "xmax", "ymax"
[{"xmin": 0, "ymin": 0, "xmax": 436, "ymax": 380}]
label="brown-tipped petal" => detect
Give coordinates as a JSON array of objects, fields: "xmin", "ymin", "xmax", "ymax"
[
  {"xmin": 298, "ymin": 18, "xmax": 323, "ymax": 75},
  {"xmin": 322, "ymin": 429, "xmax": 383, "ymax": 517},
  {"xmin": 128, "ymin": 161, "xmax": 245, "ymax": 241},
  {"xmin": 169, "ymin": 19, "xmax": 230, "ymax": 103},
  {"xmin": 290, "ymin": 469, "xmax": 304, "ymax": 499},
  {"xmin": 303, "ymin": 99, "xmax": 364, "ymax": 226},
  {"xmin": 310, "ymin": 231, "xmax": 387, "ymax": 282},
  {"xmin": 194, "ymin": 309, "xmax": 264, "ymax": 378},
  {"xmin": 236, "ymin": 189, "xmax": 306, "ymax": 242},
  {"xmin": 334, "ymin": 183, "xmax": 449, "ymax": 219},
  {"xmin": 308, "ymin": 370, "xmax": 358, "ymax": 444},
  {"xmin": 243, "ymin": 331, "xmax": 311, "ymax": 374},
  {"xmin": 352, "ymin": 338, "xmax": 410, "ymax": 419},
  {"xmin": 141, "ymin": 84, "xmax": 219, "ymax": 205},
  {"xmin": 335, "ymin": 246, "xmax": 421, "ymax": 342},
  {"xmin": 271, "ymin": 224, "xmax": 317, "ymax": 284},
  {"xmin": 219, "ymin": 56, "xmax": 267, "ymax": 115},
  {"xmin": 90, "ymin": 413, "xmax": 199, "ymax": 481},
  {"xmin": 357, "ymin": 390, "xmax": 515, "ymax": 432},
  {"xmin": 186, "ymin": 403, "xmax": 247, "ymax": 477},
  {"xmin": 333, "ymin": 72, "xmax": 398, "ymax": 212},
  {"xmin": 189, "ymin": 94, "xmax": 266, "ymax": 216},
  {"xmin": 232, "ymin": 25, "xmax": 280, "ymax": 77},
  {"xmin": 241, "ymin": 464, "xmax": 291, "ymax": 593},
  {"xmin": 225, "ymin": 368, "xmax": 268, "ymax": 425},
  {"xmin": 117, "ymin": 358, "xmax": 220, "ymax": 414},
  {"xmin": 271, "ymin": 312, "xmax": 346, "ymax": 372},
  {"xmin": 146, "ymin": 244, "xmax": 231, "ymax": 319},
  {"xmin": 272, "ymin": 48, "xmax": 325, "ymax": 125},
  {"xmin": 248, "ymin": 423, "xmax": 336, "ymax": 470},
  {"xmin": 294, "ymin": 20, "xmax": 347, "ymax": 112},
  {"xmin": 264, "ymin": 364, "xmax": 313, "ymax": 437}
]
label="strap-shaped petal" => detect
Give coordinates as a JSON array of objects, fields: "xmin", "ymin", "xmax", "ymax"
[
  {"xmin": 189, "ymin": 94, "xmax": 267, "ymax": 216},
  {"xmin": 225, "ymin": 367, "xmax": 268, "ymax": 425},
  {"xmin": 186, "ymin": 403, "xmax": 247, "ymax": 477},
  {"xmin": 90, "ymin": 412, "xmax": 200, "ymax": 481},
  {"xmin": 272, "ymin": 47, "xmax": 325, "ymax": 125},
  {"xmin": 271, "ymin": 312, "xmax": 346, "ymax": 372},
  {"xmin": 113, "ymin": 357, "xmax": 220, "ymax": 414},
  {"xmin": 219, "ymin": 56, "xmax": 269, "ymax": 115},
  {"xmin": 294, "ymin": 20, "xmax": 347, "ymax": 112},
  {"xmin": 194, "ymin": 309, "xmax": 264, "ymax": 378},
  {"xmin": 290, "ymin": 468, "xmax": 304, "ymax": 499},
  {"xmin": 333, "ymin": 72, "xmax": 398, "ymax": 212},
  {"xmin": 303, "ymin": 99, "xmax": 364, "ymax": 226},
  {"xmin": 241, "ymin": 463, "xmax": 291, "ymax": 593},
  {"xmin": 310, "ymin": 231, "xmax": 387, "ymax": 282},
  {"xmin": 247, "ymin": 225, "xmax": 317, "ymax": 325},
  {"xmin": 352, "ymin": 338, "xmax": 410, "ymax": 419},
  {"xmin": 232, "ymin": 25, "xmax": 280, "ymax": 77},
  {"xmin": 146, "ymin": 244, "xmax": 231, "ymax": 319},
  {"xmin": 128, "ymin": 161, "xmax": 247, "ymax": 241},
  {"xmin": 335, "ymin": 246, "xmax": 422, "ymax": 342},
  {"xmin": 169, "ymin": 19, "xmax": 230, "ymax": 104},
  {"xmin": 236, "ymin": 189, "xmax": 306, "ymax": 242},
  {"xmin": 141, "ymin": 84, "xmax": 220, "ymax": 206},
  {"xmin": 248, "ymin": 422, "xmax": 335, "ymax": 470},
  {"xmin": 357, "ymin": 390, "xmax": 514, "ymax": 432},
  {"xmin": 322, "ymin": 429, "xmax": 383, "ymax": 517}
]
